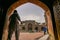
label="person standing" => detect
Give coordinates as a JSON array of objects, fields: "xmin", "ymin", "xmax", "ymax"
[
  {"xmin": 7, "ymin": 10, "xmax": 21, "ymax": 40},
  {"xmin": 42, "ymin": 26, "xmax": 48, "ymax": 35}
]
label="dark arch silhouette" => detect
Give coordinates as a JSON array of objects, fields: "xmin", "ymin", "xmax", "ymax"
[
  {"xmin": 35, "ymin": 27, "xmax": 38, "ymax": 32},
  {"xmin": 28, "ymin": 23, "xmax": 32, "ymax": 32},
  {"xmin": 22, "ymin": 27, "xmax": 25, "ymax": 30}
]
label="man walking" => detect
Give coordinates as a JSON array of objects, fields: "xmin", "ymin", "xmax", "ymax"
[{"xmin": 7, "ymin": 10, "xmax": 21, "ymax": 40}]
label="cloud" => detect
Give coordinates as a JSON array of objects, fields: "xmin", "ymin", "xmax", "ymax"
[
  {"xmin": 22, "ymin": 14, "xmax": 40, "ymax": 20},
  {"xmin": 21, "ymin": 14, "xmax": 45, "ymax": 23}
]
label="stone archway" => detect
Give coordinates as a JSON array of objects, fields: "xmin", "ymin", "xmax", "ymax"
[
  {"xmin": 2, "ymin": 0, "xmax": 55, "ymax": 40},
  {"xmin": 28, "ymin": 23, "xmax": 32, "ymax": 32}
]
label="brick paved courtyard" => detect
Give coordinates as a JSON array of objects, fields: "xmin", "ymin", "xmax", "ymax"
[{"xmin": 11, "ymin": 31, "xmax": 44, "ymax": 40}]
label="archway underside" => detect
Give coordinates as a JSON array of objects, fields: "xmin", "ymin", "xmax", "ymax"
[{"xmin": 2, "ymin": 0, "xmax": 55, "ymax": 40}]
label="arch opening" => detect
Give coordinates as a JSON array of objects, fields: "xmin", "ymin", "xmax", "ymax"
[
  {"xmin": 28, "ymin": 23, "xmax": 32, "ymax": 32},
  {"xmin": 2, "ymin": 0, "xmax": 55, "ymax": 40}
]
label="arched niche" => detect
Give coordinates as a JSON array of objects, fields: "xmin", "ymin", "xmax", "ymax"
[
  {"xmin": 2, "ymin": 0, "xmax": 55, "ymax": 40},
  {"xmin": 28, "ymin": 23, "xmax": 32, "ymax": 32}
]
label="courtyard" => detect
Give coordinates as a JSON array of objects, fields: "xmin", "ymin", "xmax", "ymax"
[{"xmin": 11, "ymin": 31, "xmax": 45, "ymax": 40}]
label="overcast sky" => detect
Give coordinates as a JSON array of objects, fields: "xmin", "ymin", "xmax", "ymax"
[{"xmin": 15, "ymin": 3, "xmax": 45, "ymax": 23}]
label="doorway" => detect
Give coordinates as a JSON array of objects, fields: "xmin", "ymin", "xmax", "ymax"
[{"xmin": 2, "ymin": 0, "xmax": 55, "ymax": 40}]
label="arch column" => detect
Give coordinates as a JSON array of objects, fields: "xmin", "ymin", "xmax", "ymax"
[
  {"xmin": 2, "ymin": 15, "xmax": 9, "ymax": 40},
  {"xmin": 45, "ymin": 10, "xmax": 55, "ymax": 40}
]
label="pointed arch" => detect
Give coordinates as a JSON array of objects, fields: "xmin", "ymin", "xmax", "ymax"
[{"xmin": 2, "ymin": 0, "xmax": 55, "ymax": 40}]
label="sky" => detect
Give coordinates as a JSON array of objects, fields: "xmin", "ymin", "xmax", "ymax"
[{"xmin": 15, "ymin": 3, "xmax": 45, "ymax": 23}]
